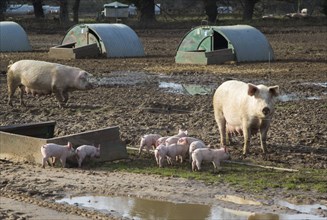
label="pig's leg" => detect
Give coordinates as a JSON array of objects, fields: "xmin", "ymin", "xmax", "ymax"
[
  {"xmin": 195, "ymin": 159, "xmax": 201, "ymax": 171},
  {"xmin": 60, "ymin": 156, "xmax": 66, "ymax": 168},
  {"xmin": 259, "ymin": 125, "xmax": 269, "ymax": 154},
  {"xmin": 18, "ymin": 85, "xmax": 26, "ymax": 106},
  {"xmin": 62, "ymin": 91, "xmax": 69, "ymax": 104},
  {"xmin": 242, "ymin": 121, "xmax": 251, "ymax": 155},
  {"xmin": 42, "ymin": 157, "xmax": 48, "ymax": 168},
  {"xmin": 217, "ymin": 117, "xmax": 227, "ymax": 147},
  {"xmin": 192, "ymin": 160, "xmax": 196, "ymax": 171}
]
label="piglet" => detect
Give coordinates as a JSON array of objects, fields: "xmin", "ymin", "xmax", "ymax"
[
  {"xmin": 75, "ymin": 144, "xmax": 101, "ymax": 168},
  {"xmin": 188, "ymin": 140, "xmax": 207, "ymax": 163},
  {"xmin": 191, "ymin": 147, "xmax": 230, "ymax": 172},
  {"xmin": 164, "ymin": 129, "xmax": 188, "ymax": 146},
  {"xmin": 139, "ymin": 134, "xmax": 161, "ymax": 156},
  {"xmin": 40, "ymin": 142, "xmax": 75, "ymax": 168}
]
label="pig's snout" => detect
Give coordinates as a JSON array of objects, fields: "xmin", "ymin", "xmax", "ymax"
[{"xmin": 262, "ymin": 107, "xmax": 270, "ymax": 116}]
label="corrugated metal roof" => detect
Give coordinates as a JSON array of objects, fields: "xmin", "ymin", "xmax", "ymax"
[
  {"xmin": 213, "ymin": 25, "xmax": 274, "ymax": 62},
  {"xmin": 62, "ymin": 23, "xmax": 144, "ymax": 58},
  {"xmin": 0, "ymin": 21, "xmax": 32, "ymax": 52}
]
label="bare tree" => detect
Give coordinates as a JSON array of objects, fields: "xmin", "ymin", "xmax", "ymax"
[
  {"xmin": 240, "ymin": 0, "xmax": 260, "ymax": 20},
  {"xmin": 127, "ymin": 0, "xmax": 156, "ymax": 22},
  {"xmin": 0, "ymin": 0, "xmax": 8, "ymax": 21},
  {"xmin": 73, "ymin": 0, "xmax": 80, "ymax": 23},
  {"xmin": 204, "ymin": 0, "xmax": 218, "ymax": 24},
  {"xmin": 58, "ymin": 0, "xmax": 69, "ymax": 23},
  {"xmin": 32, "ymin": 0, "xmax": 44, "ymax": 18}
]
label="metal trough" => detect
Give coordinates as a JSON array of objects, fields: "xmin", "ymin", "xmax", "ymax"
[
  {"xmin": 48, "ymin": 42, "xmax": 100, "ymax": 60},
  {"xmin": 0, "ymin": 121, "xmax": 128, "ymax": 165}
]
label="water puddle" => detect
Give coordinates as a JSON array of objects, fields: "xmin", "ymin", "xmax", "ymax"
[
  {"xmin": 278, "ymin": 94, "xmax": 324, "ymax": 102},
  {"xmin": 56, "ymin": 195, "xmax": 327, "ymax": 220},
  {"xmin": 159, "ymin": 82, "xmax": 214, "ymax": 95}
]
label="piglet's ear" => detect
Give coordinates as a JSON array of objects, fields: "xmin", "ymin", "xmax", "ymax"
[
  {"xmin": 98, "ymin": 144, "xmax": 101, "ymax": 149},
  {"xmin": 67, "ymin": 142, "xmax": 72, "ymax": 148},
  {"xmin": 248, "ymin": 83, "xmax": 258, "ymax": 96},
  {"xmin": 269, "ymin": 86, "xmax": 279, "ymax": 97}
]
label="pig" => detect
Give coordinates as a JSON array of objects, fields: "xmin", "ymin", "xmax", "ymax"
[
  {"xmin": 75, "ymin": 144, "xmax": 101, "ymax": 168},
  {"xmin": 154, "ymin": 144, "xmax": 167, "ymax": 168},
  {"xmin": 164, "ymin": 129, "xmax": 188, "ymax": 146},
  {"xmin": 188, "ymin": 141, "xmax": 207, "ymax": 163},
  {"xmin": 191, "ymin": 147, "xmax": 230, "ymax": 172},
  {"xmin": 213, "ymin": 80, "xmax": 279, "ymax": 155},
  {"xmin": 154, "ymin": 143, "xmax": 188, "ymax": 167},
  {"xmin": 7, "ymin": 60, "xmax": 94, "ymax": 107},
  {"xmin": 40, "ymin": 142, "xmax": 75, "ymax": 168},
  {"xmin": 139, "ymin": 134, "xmax": 162, "ymax": 156}
]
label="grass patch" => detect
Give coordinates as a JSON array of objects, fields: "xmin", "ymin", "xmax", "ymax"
[{"xmin": 94, "ymin": 149, "xmax": 327, "ymax": 195}]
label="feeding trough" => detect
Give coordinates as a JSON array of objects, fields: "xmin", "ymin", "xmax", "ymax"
[
  {"xmin": 0, "ymin": 121, "xmax": 128, "ymax": 165},
  {"xmin": 0, "ymin": 21, "xmax": 32, "ymax": 52},
  {"xmin": 175, "ymin": 25, "xmax": 274, "ymax": 65},
  {"xmin": 49, "ymin": 23, "xmax": 144, "ymax": 59}
]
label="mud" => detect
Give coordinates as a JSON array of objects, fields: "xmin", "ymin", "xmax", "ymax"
[{"xmin": 0, "ymin": 22, "xmax": 326, "ymax": 219}]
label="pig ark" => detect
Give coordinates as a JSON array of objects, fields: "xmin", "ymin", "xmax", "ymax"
[
  {"xmin": 213, "ymin": 80, "xmax": 279, "ymax": 155},
  {"xmin": 7, "ymin": 60, "xmax": 94, "ymax": 107}
]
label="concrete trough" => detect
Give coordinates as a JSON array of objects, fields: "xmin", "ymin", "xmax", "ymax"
[{"xmin": 0, "ymin": 121, "xmax": 128, "ymax": 165}]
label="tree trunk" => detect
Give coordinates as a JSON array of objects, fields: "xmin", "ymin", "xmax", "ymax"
[
  {"xmin": 73, "ymin": 0, "xmax": 80, "ymax": 23},
  {"xmin": 242, "ymin": 0, "xmax": 259, "ymax": 20},
  {"xmin": 59, "ymin": 0, "xmax": 69, "ymax": 24},
  {"xmin": 32, "ymin": 0, "xmax": 44, "ymax": 18},
  {"xmin": 204, "ymin": 0, "xmax": 218, "ymax": 25},
  {"xmin": 0, "ymin": 0, "xmax": 7, "ymax": 21},
  {"xmin": 138, "ymin": 0, "xmax": 156, "ymax": 23}
]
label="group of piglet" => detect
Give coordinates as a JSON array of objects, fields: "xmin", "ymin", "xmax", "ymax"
[
  {"xmin": 139, "ymin": 129, "xmax": 230, "ymax": 172},
  {"xmin": 40, "ymin": 142, "xmax": 100, "ymax": 168}
]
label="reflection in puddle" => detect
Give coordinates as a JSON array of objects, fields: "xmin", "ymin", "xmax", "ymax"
[
  {"xmin": 277, "ymin": 200, "xmax": 327, "ymax": 214},
  {"xmin": 56, "ymin": 196, "xmax": 327, "ymax": 220},
  {"xmin": 159, "ymin": 82, "xmax": 185, "ymax": 94},
  {"xmin": 278, "ymin": 94, "xmax": 323, "ymax": 102}
]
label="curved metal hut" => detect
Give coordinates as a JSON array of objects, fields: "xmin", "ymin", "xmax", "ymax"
[
  {"xmin": 0, "ymin": 21, "xmax": 32, "ymax": 52},
  {"xmin": 175, "ymin": 25, "xmax": 274, "ymax": 65},
  {"xmin": 61, "ymin": 23, "xmax": 144, "ymax": 58}
]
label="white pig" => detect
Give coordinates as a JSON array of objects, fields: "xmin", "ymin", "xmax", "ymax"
[
  {"xmin": 7, "ymin": 60, "xmax": 94, "ymax": 107},
  {"xmin": 191, "ymin": 148, "xmax": 230, "ymax": 172},
  {"xmin": 40, "ymin": 142, "xmax": 75, "ymax": 168},
  {"xmin": 75, "ymin": 144, "xmax": 101, "ymax": 168},
  {"xmin": 164, "ymin": 129, "xmax": 188, "ymax": 146},
  {"xmin": 213, "ymin": 80, "xmax": 279, "ymax": 155},
  {"xmin": 154, "ymin": 143, "xmax": 188, "ymax": 167},
  {"xmin": 188, "ymin": 141, "xmax": 207, "ymax": 163},
  {"xmin": 154, "ymin": 144, "xmax": 167, "ymax": 168},
  {"xmin": 139, "ymin": 134, "xmax": 162, "ymax": 156}
]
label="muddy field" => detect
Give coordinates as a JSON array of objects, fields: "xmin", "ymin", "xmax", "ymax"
[{"xmin": 0, "ymin": 20, "xmax": 326, "ymax": 219}]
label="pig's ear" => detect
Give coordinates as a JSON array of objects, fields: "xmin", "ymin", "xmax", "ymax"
[
  {"xmin": 269, "ymin": 86, "xmax": 279, "ymax": 97},
  {"xmin": 79, "ymin": 72, "xmax": 87, "ymax": 79},
  {"xmin": 185, "ymin": 130, "xmax": 188, "ymax": 135},
  {"xmin": 67, "ymin": 142, "xmax": 72, "ymax": 148},
  {"xmin": 247, "ymin": 83, "xmax": 258, "ymax": 96},
  {"xmin": 98, "ymin": 144, "xmax": 101, "ymax": 149}
]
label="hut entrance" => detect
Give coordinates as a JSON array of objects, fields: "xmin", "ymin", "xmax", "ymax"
[{"xmin": 213, "ymin": 31, "xmax": 228, "ymax": 50}]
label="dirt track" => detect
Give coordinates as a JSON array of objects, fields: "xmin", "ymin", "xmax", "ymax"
[{"xmin": 0, "ymin": 21, "xmax": 326, "ymax": 219}]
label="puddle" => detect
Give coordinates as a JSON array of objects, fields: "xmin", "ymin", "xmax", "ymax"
[
  {"xmin": 277, "ymin": 200, "xmax": 327, "ymax": 215},
  {"xmin": 159, "ymin": 82, "xmax": 214, "ymax": 95},
  {"xmin": 159, "ymin": 82, "xmax": 185, "ymax": 94},
  {"xmin": 278, "ymin": 94, "xmax": 324, "ymax": 102},
  {"xmin": 301, "ymin": 82, "xmax": 327, "ymax": 88},
  {"xmin": 56, "ymin": 196, "xmax": 327, "ymax": 220}
]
